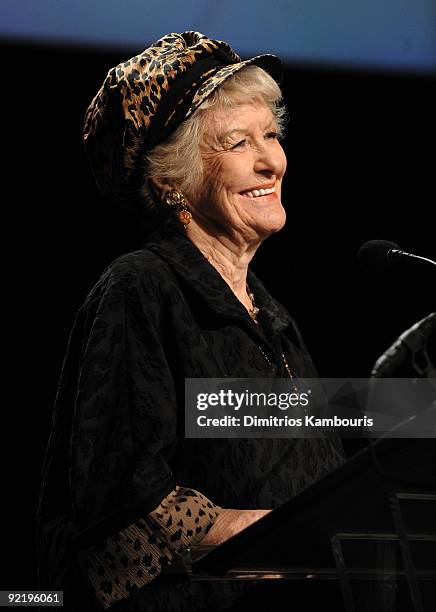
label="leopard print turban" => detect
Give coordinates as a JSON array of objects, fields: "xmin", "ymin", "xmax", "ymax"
[{"xmin": 82, "ymin": 31, "xmax": 282, "ymax": 209}]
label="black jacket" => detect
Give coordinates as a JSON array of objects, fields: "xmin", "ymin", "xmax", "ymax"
[{"xmin": 36, "ymin": 223, "xmax": 344, "ymax": 609}]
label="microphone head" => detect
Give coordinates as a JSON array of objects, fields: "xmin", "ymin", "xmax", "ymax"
[{"xmin": 358, "ymin": 239, "xmax": 399, "ymax": 271}]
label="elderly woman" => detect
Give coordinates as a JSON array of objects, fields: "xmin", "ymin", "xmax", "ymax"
[{"xmin": 37, "ymin": 31, "xmax": 344, "ymax": 611}]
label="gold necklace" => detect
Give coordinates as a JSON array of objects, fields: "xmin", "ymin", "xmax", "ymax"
[
  {"xmin": 246, "ymin": 284, "xmax": 294, "ymax": 379},
  {"xmin": 281, "ymin": 352, "xmax": 294, "ymax": 379},
  {"xmin": 246, "ymin": 283, "xmax": 259, "ymax": 323}
]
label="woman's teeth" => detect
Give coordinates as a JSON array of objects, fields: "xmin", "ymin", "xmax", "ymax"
[{"xmin": 240, "ymin": 186, "xmax": 276, "ymax": 198}]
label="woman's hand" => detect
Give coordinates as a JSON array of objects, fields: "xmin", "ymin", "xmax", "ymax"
[{"xmin": 199, "ymin": 509, "xmax": 271, "ymax": 547}]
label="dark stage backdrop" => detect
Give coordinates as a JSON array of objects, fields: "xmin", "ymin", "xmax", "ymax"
[{"xmin": 2, "ymin": 40, "xmax": 435, "ymax": 592}]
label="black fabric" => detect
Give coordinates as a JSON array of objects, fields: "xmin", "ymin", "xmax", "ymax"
[{"xmin": 36, "ymin": 223, "xmax": 344, "ymax": 610}]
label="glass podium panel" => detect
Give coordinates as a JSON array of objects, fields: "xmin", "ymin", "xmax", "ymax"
[{"xmin": 330, "ymin": 493, "xmax": 436, "ymax": 611}]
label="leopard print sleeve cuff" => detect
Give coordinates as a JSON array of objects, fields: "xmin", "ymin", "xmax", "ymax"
[{"xmin": 79, "ymin": 486, "xmax": 221, "ymax": 609}]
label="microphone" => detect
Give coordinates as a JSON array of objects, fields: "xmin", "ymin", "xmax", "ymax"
[
  {"xmin": 358, "ymin": 240, "xmax": 436, "ymax": 271},
  {"xmin": 371, "ymin": 311, "xmax": 436, "ymax": 377}
]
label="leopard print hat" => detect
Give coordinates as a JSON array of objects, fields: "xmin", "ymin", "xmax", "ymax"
[{"xmin": 82, "ymin": 31, "xmax": 282, "ymax": 209}]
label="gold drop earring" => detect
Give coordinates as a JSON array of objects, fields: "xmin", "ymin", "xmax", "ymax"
[{"xmin": 164, "ymin": 189, "xmax": 192, "ymax": 229}]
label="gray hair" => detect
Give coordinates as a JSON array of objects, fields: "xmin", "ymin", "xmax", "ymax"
[{"xmin": 141, "ymin": 64, "xmax": 288, "ymax": 209}]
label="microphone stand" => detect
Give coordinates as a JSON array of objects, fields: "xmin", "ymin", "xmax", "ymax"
[{"xmin": 389, "ymin": 250, "xmax": 436, "ymax": 269}]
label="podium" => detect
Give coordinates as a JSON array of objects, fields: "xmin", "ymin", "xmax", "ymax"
[
  {"xmin": 185, "ymin": 314, "xmax": 436, "ymax": 610},
  {"xmin": 184, "ymin": 437, "xmax": 436, "ymax": 611}
]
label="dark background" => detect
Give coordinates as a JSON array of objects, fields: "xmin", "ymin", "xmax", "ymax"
[{"xmin": 2, "ymin": 40, "xmax": 435, "ymax": 591}]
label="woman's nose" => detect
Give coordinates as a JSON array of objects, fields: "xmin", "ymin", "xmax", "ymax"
[{"xmin": 253, "ymin": 140, "xmax": 286, "ymax": 178}]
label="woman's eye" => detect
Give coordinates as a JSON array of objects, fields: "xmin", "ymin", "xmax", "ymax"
[{"xmin": 230, "ymin": 132, "xmax": 279, "ymax": 149}]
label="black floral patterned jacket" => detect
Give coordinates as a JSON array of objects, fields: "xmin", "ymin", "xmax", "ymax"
[{"xmin": 36, "ymin": 222, "xmax": 344, "ymax": 610}]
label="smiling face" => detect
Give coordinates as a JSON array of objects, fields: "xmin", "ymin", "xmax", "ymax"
[{"xmin": 185, "ymin": 98, "xmax": 287, "ymax": 243}]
